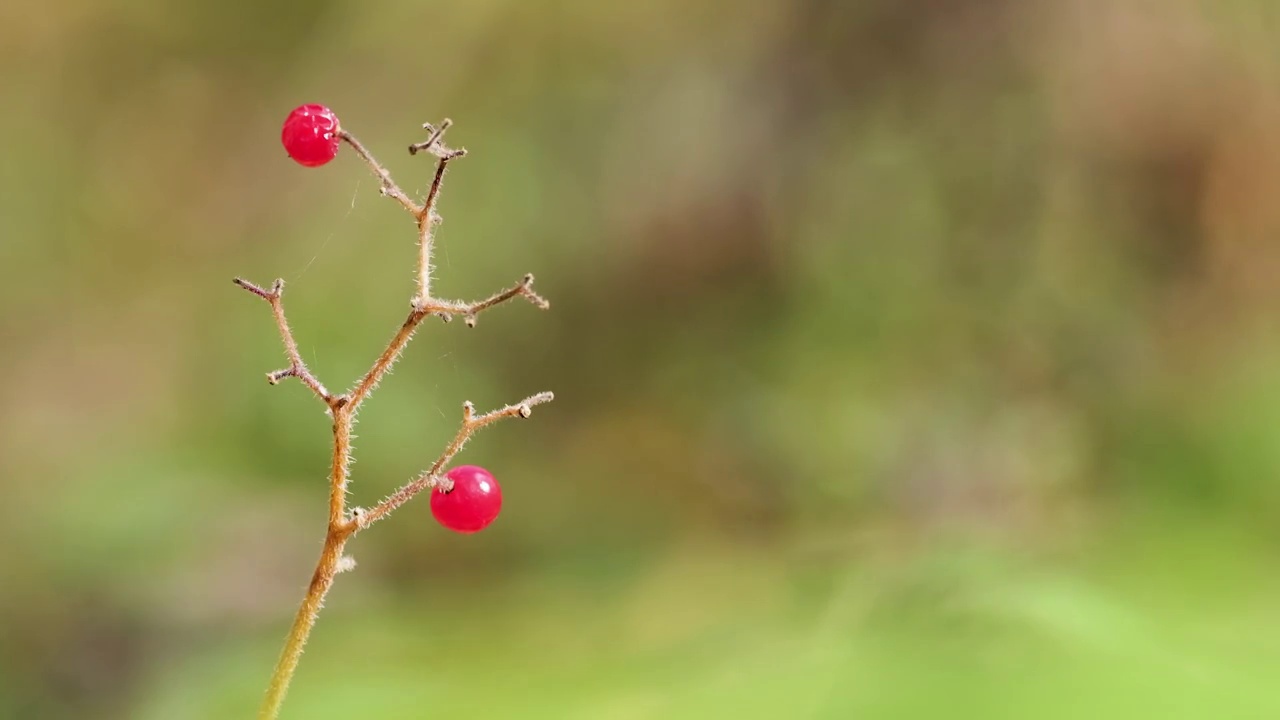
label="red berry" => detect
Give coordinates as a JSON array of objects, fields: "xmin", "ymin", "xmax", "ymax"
[
  {"xmin": 431, "ymin": 465, "xmax": 503, "ymax": 533},
  {"xmin": 281, "ymin": 104, "xmax": 341, "ymax": 167}
]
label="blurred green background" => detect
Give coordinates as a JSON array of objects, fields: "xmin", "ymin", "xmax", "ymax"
[{"xmin": 4, "ymin": 0, "xmax": 1280, "ymax": 717}]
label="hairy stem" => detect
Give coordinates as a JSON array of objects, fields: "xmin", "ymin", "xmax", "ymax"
[
  {"xmin": 328, "ymin": 408, "xmax": 353, "ymax": 527},
  {"xmin": 414, "ymin": 150, "xmax": 462, "ymax": 302},
  {"xmin": 243, "ymin": 119, "xmax": 551, "ymax": 720},
  {"xmin": 232, "ymin": 278, "xmax": 333, "ymax": 407},
  {"xmin": 420, "ymin": 274, "xmax": 550, "ymax": 327},
  {"xmin": 257, "ymin": 393, "xmax": 552, "ymax": 719},
  {"xmin": 347, "ymin": 307, "xmax": 427, "ymax": 411},
  {"xmin": 258, "ymin": 404, "xmax": 357, "ymax": 720},
  {"xmin": 358, "ymin": 392, "xmax": 554, "ymax": 529},
  {"xmin": 338, "ymin": 130, "xmax": 420, "ymax": 215},
  {"xmin": 257, "ymin": 527, "xmax": 351, "ymax": 720}
]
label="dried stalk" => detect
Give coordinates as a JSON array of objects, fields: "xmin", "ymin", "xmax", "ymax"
[{"xmin": 235, "ymin": 118, "xmax": 552, "ymax": 720}]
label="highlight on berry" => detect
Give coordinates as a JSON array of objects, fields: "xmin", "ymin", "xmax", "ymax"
[{"xmin": 431, "ymin": 465, "xmax": 504, "ymax": 533}]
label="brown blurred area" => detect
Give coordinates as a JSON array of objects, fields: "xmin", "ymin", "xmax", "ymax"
[{"xmin": 4, "ymin": 0, "xmax": 1280, "ymax": 718}]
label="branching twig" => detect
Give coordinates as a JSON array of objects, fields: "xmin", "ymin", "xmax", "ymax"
[
  {"xmin": 424, "ymin": 273, "xmax": 551, "ymax": 327},
  {"xmin": 345, "ymin": 273, "xmax": 547, "ymax": 410},
  {"xmin": 409, "ymin": 119, "xmax": 463, "ymax": 158},
  {"xmin": 342, "ymin": 121, "xmax": 465, "ymax": 304},
  {"xmin": 242, "ymin": 116, "xmax": 553, "ymax": 720},
  {"xmin": 337, "ymin": 130, "xmax": 421, "ymax": 216},
  {"xmin": 232, "ymin": 277, "xmax": 334, "ymax": 408},
  {"xmin": 356, "ymin": 392, "xmax": 555, "ymax": 530}
]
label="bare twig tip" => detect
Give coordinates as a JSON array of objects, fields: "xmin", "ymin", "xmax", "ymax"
[
  {"xmin": 267, "ymin": 367, "xmax": 296, "ymax": 385},
  {"xmin": 233, "ymin": 277, "xmax": 281, "ymax": 300},
  {"xmin": 410, "ymin": 119, "xmax": 458, "ymax": 156}
]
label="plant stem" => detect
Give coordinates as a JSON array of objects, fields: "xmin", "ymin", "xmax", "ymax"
[
  {"xmin": 259, "ymin": 405, "xmax": 356, "ymax": 720},
  {"xmin": 257, "ymin": 528, "xmax": 350, "ymax": 720},
  {"xmin": 242, "ymin": 120, "xmax": 551, "ymax": 720},
  {"xmin": 253, "ymin": 393, "xmax": 553, "ymax": 718}
]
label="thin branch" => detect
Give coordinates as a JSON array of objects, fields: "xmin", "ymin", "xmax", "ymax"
[
  {"xmin": 243, "ymin": 117, "xmax": 553, "ymax": 720},
  {"xmin": 339, "ymin": 120, "xmax": 465, "ymax": 225},
  {"xmin": 413, "ymin": 149, "xmax": 465, "ymax": 305},
  {"xmin": 355, "ymin": 392, "xmax": 555, "ymax": 531},
  {"xmin": 345, "ymin": 307, "xmax": 426, "ymax": 412},
  {"xmin": 335, "ymin": 122, "xmax": 469, "ymax": 403},
  {"xmin": 422, "ymin": 273, "xmax": 551, "ymax": 327},
  {"xmin": 233, "ymin": 278, "xmax": 333, "ymax": 406},
  {"xmin": 338, "ymin": 130, "xmax": 422, "ymax": 216},
  {"xmin": 409, "ymin": 119, "xmax": 466, "ymax": 159},
  {"xmin": 346, "ymin": 270, "xmax": 547, "ymax": 411}
]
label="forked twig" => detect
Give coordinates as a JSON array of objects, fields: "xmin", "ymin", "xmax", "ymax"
[
  {"xmin": 358, "ymin": 392, "xmax": 555, "ymax": 529},
  {"xmin": 238, "ymin": 116, "xmax": 553, "ymax": 720},
  {"xmin": 231, "ymin": 278, "xmax": 333, "ymax": 407}
]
